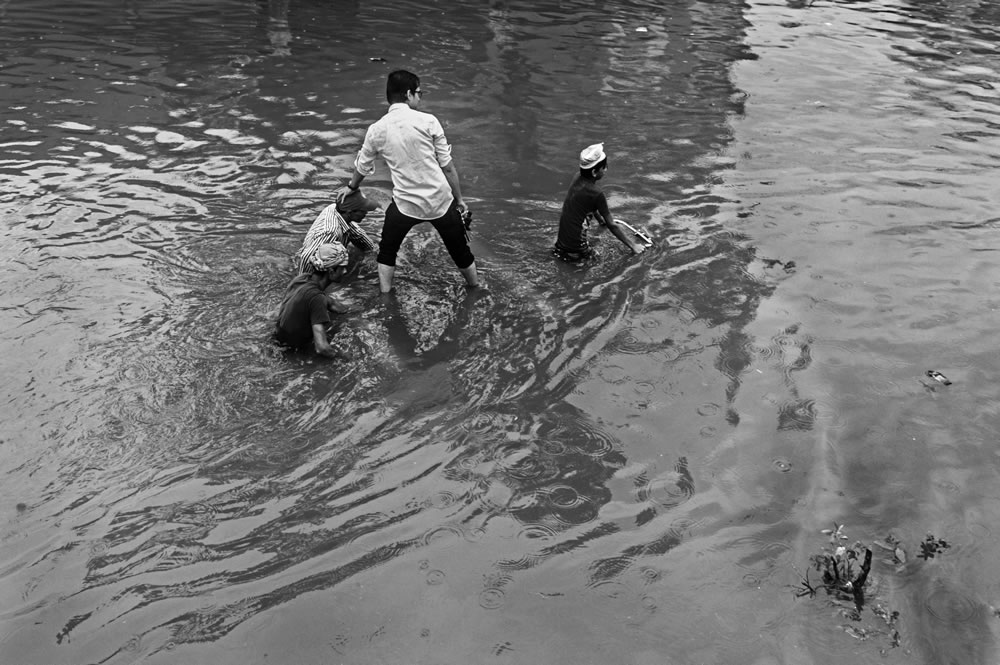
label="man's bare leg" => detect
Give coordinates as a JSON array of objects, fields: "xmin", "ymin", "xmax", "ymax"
[
  {"xmin": 460, "ymin": 261, "xmax": 479, "ymax": 288},
  {"xmin": 378, "ymin": 263, "xmax": 395, "ymax": 294}
]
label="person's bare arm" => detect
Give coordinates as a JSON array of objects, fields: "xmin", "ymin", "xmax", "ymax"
[
  {"xmin": 337, "ymin": 124, "xmax": 379, "ymax": 203},
  {"xmin": 441, "ymin": 161, "xmax": 466, "ymax": 214},
  {"xmin": 604, "ymin": 214, "xmax": 646, "ymax": 255},
  {"xmin": 312, "ymin": 323, "xmax": 350, "ymax": 360},
  {"xmin": 335, "ymin": 168, "xmax": 366, "ymax": 205},
  {"xmin": 596, "ymin": 201, "xmax": 644, "ymax": 255}
]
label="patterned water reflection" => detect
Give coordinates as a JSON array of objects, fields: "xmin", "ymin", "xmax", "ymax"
[{"xmin": 3, "ymin": 1, "xmax": 1000, "ymax": 664}]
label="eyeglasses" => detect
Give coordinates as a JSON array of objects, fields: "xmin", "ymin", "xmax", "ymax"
[{"xmin": 413, "ymin": 89, "xmax": 424, "ymax": 96}]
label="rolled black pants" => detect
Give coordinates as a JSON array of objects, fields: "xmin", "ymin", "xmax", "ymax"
[{"xmin": 377, "ymin": 200, "xmax": 474, "ymax": 270}]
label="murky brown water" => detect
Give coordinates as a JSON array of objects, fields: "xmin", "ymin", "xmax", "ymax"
[{"xmin": 3, "ymin": 1, "xmax": 1000, "ymax": 663}]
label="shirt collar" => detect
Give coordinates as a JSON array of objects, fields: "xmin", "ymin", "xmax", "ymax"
[{"xmin": 388, "ymin": 103, "xmax": 410, "ymax": 112}]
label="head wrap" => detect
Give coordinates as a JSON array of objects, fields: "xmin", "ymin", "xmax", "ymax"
[
  {"xmin": 579, "ymin": 142, "xmax": 606, "ymax": 169},
  {"xmin": 309, "ymin": 242, "xmax": 349, "ymax": 272},
  {"xmin": 336, "ymin": 189, "xmax": 380, "ymax": 214}
]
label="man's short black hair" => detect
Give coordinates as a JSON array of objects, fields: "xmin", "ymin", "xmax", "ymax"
[{"xmin": 386, "ymin": 70, "xmax": 420, "ymax": 104}]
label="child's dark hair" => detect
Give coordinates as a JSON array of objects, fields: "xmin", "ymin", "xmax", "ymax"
[{"xmin": 386, "ymin": 70, "xmax": 420, "ymax": 104}]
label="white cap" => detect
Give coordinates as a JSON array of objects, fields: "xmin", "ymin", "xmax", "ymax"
[{"xmin": 579, "ymin": 142, "xmax": 606, "ymax": 169}]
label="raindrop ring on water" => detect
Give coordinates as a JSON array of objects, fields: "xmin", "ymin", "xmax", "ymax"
[
  {"xmin": 669, "ymin": 516, "xmax": 701, "ymax": 534},
  {"xmin": 555, "ymin": 419, "xmax": 617, "ymax": 459},
  {"xmin": 494, "ymin": 443, "xmax": 554, "ymax": 481},
  {"xmin": 639, "ymin": 566, "xmax": 662, "ymax": 584},
  {"xmin": 608, "ymin": 328, "xmax": 649, "ymax": 355},
  {"xmin": 772, "ymin": 457, "xmax": 792, "ymax": 472},
  {"xmin": 497, "ymin": 553, "xmax": 541, "ymax": 572},
  {"xmin": 479, "ymin": 588, "xmax": 505, "ymax": 610},
  {"xmin": 967, "ymin": 523, "xmax": 990, "ymax": 539},
  {"xmin": 421, "ymin": 525, "xmax": 464, "ymax": 547},
  {"xmin": 598, "ymin": 364, "xmax": 630, "ymax": 384},
  {"xmin": 427, "ymin": 491, "xmax": 460, "ymax": 510},
  {"xmin": 463, "ymin": 527, "xmax": 487, "ymax": 543},
  {"xmin": 719, "ymin": 354, "xmax": 753, "ymax": 377},
  {"xmin": 464, "ymin": 413, "xmax": 497, "ymax": 434},
  {"xmin": 458, "ymin": 454, "xmax": 481, "ymax": 471},
  {"xmin": 636, "ymin": 471, "xmax": 694, "ymax": 509},
  {"xmin": 925, "ymin": 587, "xmax": 976, "ymax": 623},
  {"xmin": 546, "ymin": 485, "xmax": 583, "ymax": 508},
  {"xmin": 658, "ymin": 347, "xmax": 681, "ymax": 363},
  {"xmin": 517, "ymin": 524, "xmax": 556, "ymax": 543},
  {"xmin": 697, "ymin": 403, "xmax": 720, "ymax": 417},
  {"xmin": 634, "ymin": 381, "xmax": 656, "ymax": 395},
  {"xmin": 809, "ymin": 398, "xmax": 848, "ymax": 430}
]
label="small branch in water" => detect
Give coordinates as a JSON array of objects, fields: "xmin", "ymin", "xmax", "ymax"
[
  {"xmin": 852, "ymin": 548, "xmax": 873, "ymax": 611},
  {"xmin": 794, "ymin": 569, "xmax": 818, "ymax": 598},
  {"xmin": 854, "ymin": 548, "xmax": 873, "ymax": 588}
]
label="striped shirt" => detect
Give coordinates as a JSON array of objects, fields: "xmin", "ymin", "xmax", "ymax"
[{"xmin": 295, "ymin": 204, "xmax": 349, "ymax": 273}]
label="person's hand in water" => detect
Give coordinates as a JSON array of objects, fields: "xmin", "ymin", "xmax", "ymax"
[
  {"xmin": 326, "ymin": 295, "xmax": 351, "ymax": 314},
  {"xmin": 632, "ymin": 243, "xmax": 648, "ymax": 255}
]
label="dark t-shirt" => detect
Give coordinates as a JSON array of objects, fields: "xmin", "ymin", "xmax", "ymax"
[
  {"xmin": 274, "ymin": 275, "xmax": 331, "ymax": 350},
  {"xmin": 555, "ymin": 174, "xmax": 610, "ymax": 254}
]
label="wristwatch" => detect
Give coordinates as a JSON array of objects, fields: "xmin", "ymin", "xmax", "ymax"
[{"xmin": 346, "ymin": 182, "xmax": 359, "ymax": 192}]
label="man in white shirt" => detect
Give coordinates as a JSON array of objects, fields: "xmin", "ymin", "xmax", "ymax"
[{"xmin": 335, "ymin": 70, "xmax": 478, "ymax": 294}]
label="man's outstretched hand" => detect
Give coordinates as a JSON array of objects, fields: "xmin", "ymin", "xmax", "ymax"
[{"xmin": 334, "ymin": 186, "xmax": 353, "ymax": 205}]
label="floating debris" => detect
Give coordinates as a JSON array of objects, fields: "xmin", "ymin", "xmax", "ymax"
[
  {"xmin": 873, "ymin": 534, "xmax": 907, "ymax": 565},
  {"xmin": 917, "ymin": 533, "xmax": 950, "ymax": 560},
  {"xmin": 794, "ymin": 569, "xmax": 819, "ymax": 598},
  {"xmin": 799, "ymin": 524, "xmax": 873, "ymax": 606},
  {"xmin": 821, "ymin": 522, "xmax": 849, "ymax": 545},
  {"xmin": 810, "ymin": 543, "xmax": 872, "ymax": 597},
  {"xmin": 369, "ymin": 57, "xmax": 387, "ymax": 63},
  {"xmin": 926, "ymin": 370, "xmax": 951, "ymax": 386},
  {"xmin": 798, "ymin": 527, "xmax": 909, "ymax": 655},
  {"xmin": 761, "ymin": 258, "xmax": 797, "ymax": 273}
]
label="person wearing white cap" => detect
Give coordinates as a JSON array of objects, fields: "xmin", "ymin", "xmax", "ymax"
[
  {"xmin": 553, "ymin": 142, "xmax": 646, "ymax": 261},
  {"xmin": 274, "ymin": 243, "xmax": 352, "ymax": 359}
]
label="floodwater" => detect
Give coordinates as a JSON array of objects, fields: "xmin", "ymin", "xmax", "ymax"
[{"xmin": 3, "ymin": 0, "xmax": 1000, "ymax": 663}]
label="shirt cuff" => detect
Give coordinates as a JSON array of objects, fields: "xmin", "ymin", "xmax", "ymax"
[{"xmin": 354, "ymin": 155, "xmax": 376, "ymax": 176}]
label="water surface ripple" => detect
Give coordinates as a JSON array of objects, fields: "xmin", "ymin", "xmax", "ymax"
[{"xmin": 3, "ymin": 1, "xmax": 1000, "ymax": 664}]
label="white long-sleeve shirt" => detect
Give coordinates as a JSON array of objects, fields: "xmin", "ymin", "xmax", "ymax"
[{"xmin": 354, "ymin": 103, "xmax": 454, "ymax": 220}]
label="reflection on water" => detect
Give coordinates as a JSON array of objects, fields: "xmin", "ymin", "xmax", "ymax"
[{"xmin": 3, "ymin": 0, "xmax": 1000, "ymax": 663}]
